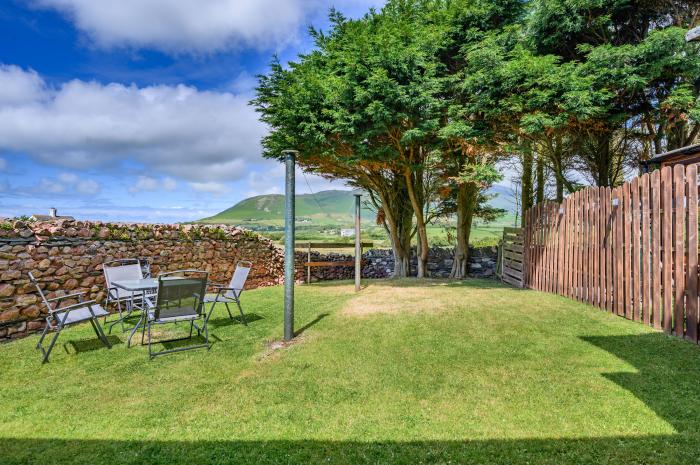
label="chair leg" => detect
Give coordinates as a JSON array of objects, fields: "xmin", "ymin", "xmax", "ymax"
[
  {"xmin": 36, "ymin": 321, "xmax": 51, "ymax": 350},
  {"xmin": 41, "ymin": 328, "xmax": 62, "ymax": 363},
  {"xmin": 223, "ymin": 302, "xmax": 234, "ymax": 320},
  {"xmin": 89, "ymin": 319, "xmax": 111, "ymax": 348},
  {"xmin": 147, "ymin": 321, "xmax": 153, "ymax": 359},
  {"xmin": 235, "ymin": 299, "xmax": 248, "ymax": 326},
  {"xmin": 204, "ymin": 300, "xmax": 218, "ymax": 326},
  {"xmin": 141, "ymin": 317, "xmax": 147, "ymax": 345}
]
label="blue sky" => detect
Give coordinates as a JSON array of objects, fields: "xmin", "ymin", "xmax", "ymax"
[{"xmin": 0, "ymin": 0, "xmax": 383, "ymax": 222}]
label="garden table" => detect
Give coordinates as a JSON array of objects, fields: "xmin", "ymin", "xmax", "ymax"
[{"xmin": 111, "ymin": 278, "xmax": 158, "ymax": 347}]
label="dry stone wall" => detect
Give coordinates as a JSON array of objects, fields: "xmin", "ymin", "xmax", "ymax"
[
  {"xmin": 296, "ymin": 246, "xmax": 498, "ymax": 282},
  {"xmin": 0, "ymin": 219, "xmax": 284, "ymax": 341}
]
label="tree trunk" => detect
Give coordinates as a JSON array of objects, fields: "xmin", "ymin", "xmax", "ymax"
[
  {"xmin": 405, "ymin": 169, "xmax": 429, "ymax": 278},
  {"xmin": 450, "ymin": 182, "xmax": 478, "ymax": 278},
  {"xmin": 535, "ymin": 151, "xmax": 544, "ymax": 204},
  {"xmin": 555, "ymin": 177, "xmax": 564, "ymax": 203},
  {"xmin": 521, "ymin": 144, "xmax": 534, "ymax": 227},
  {"xmin": 376, "ymin": 180, "xmax": 413, "ymax": 278}
]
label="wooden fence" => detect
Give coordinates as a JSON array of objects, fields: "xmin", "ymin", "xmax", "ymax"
[
  {"xmin": 501, "ymin": 227, "xmax": 524, "ymax": 288},
  {"xmin": 523, "ymin": 164, "xmax": 700, "ymax": 342}
]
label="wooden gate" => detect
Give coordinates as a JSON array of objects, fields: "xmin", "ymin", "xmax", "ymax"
[{"xmin": 501, "ymin": 227, "xmax": 524, "ymax": 288}]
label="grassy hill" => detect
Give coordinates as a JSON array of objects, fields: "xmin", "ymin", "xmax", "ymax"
[
  {"xmin": 198, "ymin": 190, "xmax": 375, "ymax": 225},
  {"xmin": 197, "ymin": 187, "xmax": 517, "ymax": 247}
]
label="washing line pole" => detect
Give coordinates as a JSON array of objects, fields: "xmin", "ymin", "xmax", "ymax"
[
  {"xmin": 354, "ymin": 193, "xmax": 362, "ymax": 292},
  {"xmin": 282, "ymin": 149, "xmax": 298, "ymax": 341}
]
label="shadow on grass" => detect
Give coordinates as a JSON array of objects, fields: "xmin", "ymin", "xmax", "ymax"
[
  {"xmin": 207, "ymin": 313, "xmax": 264, "ymax": 328},
  {"xmin": 581, "ymin": 332, "xmax": 700, "ymax": 433},
  {"xmin": 64, "ymin": 335, "xmax": 122, "ymax": 354},
  {"xmin": 1, "ymin": 435, "xmax": 698, "ymax": 465},
  {"xmin": 295, "ymin": 313, "xmax": 329, "ymax": 337}
]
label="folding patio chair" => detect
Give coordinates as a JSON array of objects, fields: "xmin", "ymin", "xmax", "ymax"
[
  {"xmin": 203, "ymin": 261, "xmax": 252, "ymax": 326},
  {"xmin": 144, "ymin": 270, "xmax": 209, "ymax": 359},
  {"xmin": 103, "ymin": 259, "xmax": 155, "ymax": 333},
  {"xmin": 29, "ymin": 272, "xmax": 111, "ymax": 363}
]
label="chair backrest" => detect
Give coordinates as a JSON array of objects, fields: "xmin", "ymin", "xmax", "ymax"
[
  {"xmin": 103, "ymin": 261, "xmax": 143, "ymax": 299},
  {"xmin": 154, "ymin": 270, "xmax": 208, "ymax": 320},
  {"xmin": 226, "ymin": 261, "xmax": 252, "ymax": 298},
  {"xmin": 28, "ymin": 272, "xmax": 54, "ymax": 314}
]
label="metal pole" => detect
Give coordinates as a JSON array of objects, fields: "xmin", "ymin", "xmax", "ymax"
[
  {"xmin": 354, "ymin": 193, "xmax": 362, "ymax": 292},
  {"xmin": 283, "ymin": 150, "xmax": 297, "ymax": 341}
]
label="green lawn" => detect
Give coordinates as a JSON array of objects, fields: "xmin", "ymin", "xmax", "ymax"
[{"xmin": 2, "ymin": 279, "xmax": 700, "ymax": 464}]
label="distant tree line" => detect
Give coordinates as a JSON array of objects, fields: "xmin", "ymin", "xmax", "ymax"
[{"xmin": 253, "ymin": 0, "xmax": 700, "ymax": 278}]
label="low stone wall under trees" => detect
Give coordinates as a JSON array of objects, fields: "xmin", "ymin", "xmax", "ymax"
[
  {"xmin": 296, "ymin": 246, "xmax": 498, "ymax": 282},
  {"xmin": 0, "ymin": 219, "xmax": 285, "ymax": 341}
]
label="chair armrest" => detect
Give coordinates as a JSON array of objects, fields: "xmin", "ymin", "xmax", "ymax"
[
  {"xmin": 47, "ymin": 292, "xmax": 87, "ymax": 303},
  {"xmin": 213, "ymin": 287, "xmax": 241, "ymax": 292},
  {"xmin": 211, "ymin": 287, "xmax": 242, "ymax": 298},
  {"xmin": 51, "ymin": 299, "xmax": 98, "ymax": 314}
]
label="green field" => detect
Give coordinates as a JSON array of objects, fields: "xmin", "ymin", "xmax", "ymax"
[
  {"xmin": 197, "ymin": 189, "xmax": 517, "ymax": 248},
  {"xmin": 2, "ymin": 279, "xmax": 700, "ymax": 464}
]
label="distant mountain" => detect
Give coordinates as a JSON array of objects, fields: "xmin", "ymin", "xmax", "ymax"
[
  {"xmin": 198, "ymin": 186, "xmax": 516, "ymax": 224},
  {"xmin": 486, "ymin": 184, "xmax": 517, "ymax": 213},
  {"xmin": 198, "ymin": 189, "xmax": 374, "ymax": 224}
]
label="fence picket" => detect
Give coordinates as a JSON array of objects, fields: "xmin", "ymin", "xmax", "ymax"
[
  {"xmin": 662, "ymin": 166, "xmax": 674, "ymax": 332},
  {"xmin": 686, "ymin": 164, "xmax": 698, "ymax": 342},
  {"xmin": 641, "ymin": 174, "xmax": 651, "ymax": 324},
  {"xmin": 631, "ymin": 177, "xmax": 641, "ymax": 321},
  {"xmin": 673, "ymin": 164, "xmax": 686, "ymax": 337},
  {"xmin": 623, "ymin": 182, "xmax": 633, "ymax": 318},
  {"xmin": 651, "ymin": 170, "xmax": 662, "ymax": 328},
  {"xmin": 605, "ymin": 187, "xmax": 614, "ymax": 313}
]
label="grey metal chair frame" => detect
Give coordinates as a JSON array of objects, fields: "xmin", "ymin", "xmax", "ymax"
[
  {"xmin": 103, "ymin": 258, "xmax": 154, "ymax": 333},
  {"xmin": 29, "ymin": 272, "xmax": 111, "ymax": 363},
  {"xmin": 204, "ymin": 261, "xmax": 252, "ymax": 326},
  {"xmin": 144, "ymin": 270, "xmax": 209, "ymax": 359}
]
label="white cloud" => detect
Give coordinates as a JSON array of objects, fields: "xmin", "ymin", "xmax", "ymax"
[
  {"xmin": 129, "ymin": 175, "xmax": 178, "ymax": 193},
  {"xmin": 35, "ymin": 172, "xmax": 101, "ymax": 195},
  {"xmin": 76, "ymin": 179, "xmax": 100, "ymax": 194},
  {"xmin": 189, "ymin": 181, "xmax": 230, "ymax": 196},
  {"xmin": 0, "ymin": 65, "xmax": 266, "ymax": 183},
  {"xmin": 30, "ymin": 0, "xmax": 383, "ymax": 54},
  {"xmin": 129, "ymin": 176, "xmax": 158, "ymax": 193},
  {"xmin": 0, "ymin": 65, "xmax": 46, "ymax": 105},
  {"xmin": 58, "ymin": 172, "xmax": 78, "ymax": 184},
  {"xmin": 162, "ymin": 176, "xmax": 177, "ymax": 191}
]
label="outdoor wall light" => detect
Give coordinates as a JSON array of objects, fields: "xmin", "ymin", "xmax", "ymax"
[
  {"xmin": 611, "ymin": 198, "xmax": 619, "ymax": 207},
  {"xmin": 558, "ymin": 207, "xmax": 564, "ymax": 215}
]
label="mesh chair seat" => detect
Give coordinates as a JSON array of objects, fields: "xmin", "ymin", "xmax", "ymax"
[
  {"xmin": 55, "ymin": 305, "xmax": 109, "ymax": 325},
  {"xmin": 202, "ymin": 292, "xmax": 239, "ymax": 303},
  {"xmin": 148, "ymin": 307, "xmax": 199, "ymax": 323}
]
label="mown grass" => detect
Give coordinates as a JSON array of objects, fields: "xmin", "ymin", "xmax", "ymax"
[{"xmin": 1, "ymin": 279, "xmax": 700, "ymax": 464}]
